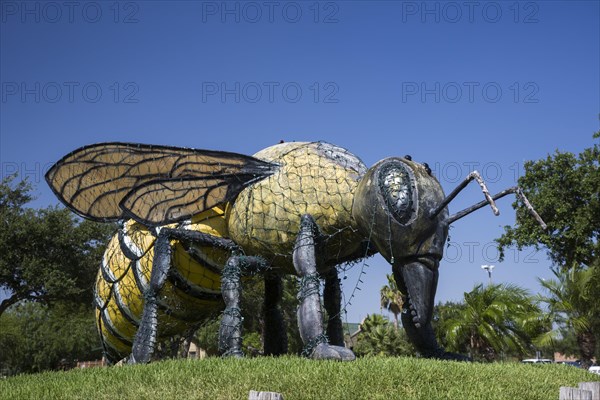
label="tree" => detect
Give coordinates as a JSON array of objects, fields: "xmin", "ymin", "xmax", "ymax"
[
  {"xmin": 353, "ymin": 314, "xmax": 414, "ymax": 357},
  {"xmin": 0, "ymin": 311, "xmax": 25, "ymax": 376},
  {"xmin": 549, "ymin": 327, "xmax": 585, "ymax": 360},
  {"xmin": 380, "ymin": 274, "xmax": 403, "ymax": 330},
  {"xmin": 495, "ymin": 133, "xmax": 600, "ymax": 361},
  {"xmin": 444, "ymin": 284, "xmax": 543, "ymax": 362},
  {"xmin": 194, "ymin": 318, "xmax": 221, "ymax": 356},
  {"xmin": 496, "ymin": 133, "xmax": 599, "ymax": 270},
  {"xmin": 0, "ymin": 175, "xmax": 114, "ymax": 318},
  {"xmin": 0, "ymin": 302, "xmax": 102, "ymax": 374},
  {"xmin": 432, "ymin": 301, "xmax": 467, "ymax": 352},
  {"xmin": 535, "ymin": 267, "xmax": 600, "ymax": 368}
]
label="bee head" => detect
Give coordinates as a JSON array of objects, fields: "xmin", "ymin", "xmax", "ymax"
[{"xmin": 352, "ymin": 156, "xmax": 447, "ymax": 264}]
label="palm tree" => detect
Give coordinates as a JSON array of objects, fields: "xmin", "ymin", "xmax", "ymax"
[
  {"xmin": 354, "ymin": 314, "xmax": 413, "ymax": 357},
  {"xmin": 380, "ymin": 274, "xmax": 403, "ymax": 330},
  {"xmin": 444, "ymin": 283, "xmax": 542, "ymax": 361},
  {"xmin": 535, "ymin": 267, "xmax": 599, "ymax": 368}
]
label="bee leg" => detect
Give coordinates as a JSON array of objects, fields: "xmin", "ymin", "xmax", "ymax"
[
  {"xmin": 218, "ymin": 254, "xmax": 268, "ymax": 357},
  {"xmin": 130, "ymin": 230, "xmax": 172, "ymax": 364},
  {"xmin": 264, "ymin": 273, "xmax": 288, "ymax": 356},
  {"xmin": 324, "ymin": 268, "xmax": 344, "ymax": 346},
  {"xmin": 218, "ymin": 255, "xmax": 245, "ymax": 358},
  {"xmin": 294, "ymin": 214, "xmax": 355, "ymax": 361}
]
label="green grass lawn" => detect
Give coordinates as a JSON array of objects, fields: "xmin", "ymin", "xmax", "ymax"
[{"xmin": 1, "ymin": 356, "xmax": 599, "ymax": 400}]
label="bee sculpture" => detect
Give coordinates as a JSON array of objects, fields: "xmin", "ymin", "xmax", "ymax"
[{"xmin": 46, "ymin": 141, "xmax": 546, "ymax": 363}]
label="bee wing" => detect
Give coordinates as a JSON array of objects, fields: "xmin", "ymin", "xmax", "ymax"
[
  {"xmin": 120, "ymin": 175, "xmax": 264, "ymax": 226},
  {"xmin": 46, "ymin": 142, "xmax": 278, "ymax": 225}
]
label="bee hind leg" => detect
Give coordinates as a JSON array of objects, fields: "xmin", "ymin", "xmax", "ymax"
[
  {"xmin": 129, "ymin": 231, "xmax": 171, "ymax": 364},
  {"xmin": 294, "ymin": 214, "xmax": 355, "ymax": 361},
  {"xmin": 129, "ymin": 227, "xmax": 239, "ymax": 364}
]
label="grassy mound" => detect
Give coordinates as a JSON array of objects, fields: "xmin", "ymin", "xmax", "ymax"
[{"xmin": 1, "ymin": 356, "xmax": 598, "ymax": 399}]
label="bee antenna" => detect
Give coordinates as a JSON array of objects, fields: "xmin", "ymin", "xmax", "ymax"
[
  {"xmin": 430, "ymin": 171, "xmax": 497, "ymax": 219},
  {"xmin": 445, "ymin": 186, "xmax": 547, "ymax": 229}
]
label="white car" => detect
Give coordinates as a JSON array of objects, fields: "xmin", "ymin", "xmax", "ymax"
[
  {"xmin": 522, "ymin": 358, "xmax": 553, "ymax": 364},
  {"xmin": 589, "ymin": 366, "xmax": 600, "ymax": 375}
]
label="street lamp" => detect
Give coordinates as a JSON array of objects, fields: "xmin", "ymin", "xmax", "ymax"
[{"xmin": 481, "ymin": 265, "xmax": 495, "ymax": 285}]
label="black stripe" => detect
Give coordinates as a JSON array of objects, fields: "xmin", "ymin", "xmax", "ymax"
[
  {"xmin": 168, "ymin": 267, "xmax": 222, "ymax": 301},
  {"xmin": 100, "ymin": 309, "xmax": 133, "ymax": 347},
  {"xmin": 118, "ymin": 228, "xmax": 146, "ymax": 261},
  {"xmin": 94, "ymin": 284, "xmax": 110, "ymax": 310},
  {"xmin": 112, "ymin": 282, "xmax": 140, "ymax": 328},
  {"xmin": 131, "ymin": 259, "xmax": 148, "ymax": 293},
  {"xmin": 97, "ymin": 312, "xmax": 127, "ymax": 364},
  {"xmin": 100, "ymin": 257, "xmax": 118, "ymax": 284},
  {"xmin": 184, "ymin": 244, "xmax": 223, "ymax": 275}
]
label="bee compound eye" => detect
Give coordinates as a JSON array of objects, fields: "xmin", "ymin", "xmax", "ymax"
[{"xmin": 379, "ymin": 162, "xmax": 416, "ymax": 225}]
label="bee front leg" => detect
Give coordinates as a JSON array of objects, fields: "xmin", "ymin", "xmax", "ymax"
[{"xmin": 294, "ymin": 215, "xmax": 355, "ymax": 361}]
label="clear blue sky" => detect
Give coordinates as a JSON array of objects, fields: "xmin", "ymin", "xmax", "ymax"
[{"xmin": 1, "ymin": 1, "xmax": 599, "ymax": 324}]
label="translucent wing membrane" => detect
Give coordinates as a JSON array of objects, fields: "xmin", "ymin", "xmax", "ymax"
[
  {"xmin": 46, "ymin": 142, "xmax": 278, "ymax": 225},
  {"xmin": 120, "ymin": 175, "xmax": 265, "ymax": 226}
]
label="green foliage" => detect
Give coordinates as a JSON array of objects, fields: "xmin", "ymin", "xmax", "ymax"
[
  {"xmin": 280, "ymin": 276, "xmax": 303, "ymax": 354},
  {"xmin": 433, "ymin": 301, "xmax": 467, "ymax": 352},
  {"xmin": 495, "ymin": 134, "xmax": 600, "ymax": 363},
  {"xmin": 242, "ymin": 332, "xmax": 263, "ymax": 356},
  {"xmin": 0, "ymin": 175, "xmax": 114, "ymax": 374},
  {"xmin": 496, "ymin": 134, "xmax": 599, "ymax": 270},
  {"xmin": 194, "ymin": 318, "xmax": 221, "ymax": 356},
  {"xmin": 443, "ymin": 284, "xmax": 544, "ymax": 362},
  {"xmin": 380, "ymin": 274, "xmax": 403, "ymax": 330},
  {"xmin": 353, "ymin": 314, "xmax": 414, "ymax": 357},
  {"xmin": 0, "ymin": 312, "xmax": 24, "ymax": 376},
  {"xmin": 0, "ymin": 302, "xmax": 102, "ymax": 375},
  {"xmin": 548, "ymin": 328, "xmax": 582, "ymax": 359},
  {"xmin": 1, "ymin": 357, "xmax": 598, "ymax": 400},
  {"xmin": 0, "ymin": 174, "xmax": 115, "ymax": 317},
  {"xmin": 536, "ymin": 267, "xmax": 599, "ymax": 367}
]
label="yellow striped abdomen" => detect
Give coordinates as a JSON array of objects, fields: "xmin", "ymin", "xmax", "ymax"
[{"xmin": 94, "ymin": 207, "xmax": 229, "ymax": 362}]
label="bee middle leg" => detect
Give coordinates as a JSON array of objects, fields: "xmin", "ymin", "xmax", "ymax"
[
  {"xmin": 294, "ymin": 214, "xmax": 355, "ymax": 361},
  {"xmin": 219, "ymin": 254, "xmax": 268, "ymax": 357}
]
